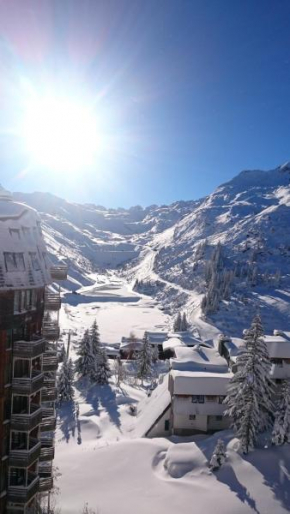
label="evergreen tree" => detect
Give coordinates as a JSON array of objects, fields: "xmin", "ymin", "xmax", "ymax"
[
  {"xmin": 57, "ymin": 357, "xmax": 74, "ymax": 402},
  {"xmin": 181, "ymin": 312, "xmax": 188, "ymax": 331},
  {"xmin": 209, "ymin": 439, "xmax": 226, "ymax": 470},
  {"xmin": 75, "ymin": 330, "xmax": 94, "ymax": 377},
  {"xmin": 224, "ymin": 315, "xmax": 274, "ymax": 453},
  {"xmin": 137, "ymin": 332, "xmax": 153, "ymax": 383},
  {"xmin": 94, "ymin": 347, "xmax": 111, "ymax": 385},
  {"xmin": 173, "ymin": 312, "xmax": 182, "ymax": 332},
  {"xmin": 272, "ymin": 380, "xmax": 290, "ymax": 445},
  {"xmin": 90, "ymin": 319, "xmax": 101, "ymax": 358}
]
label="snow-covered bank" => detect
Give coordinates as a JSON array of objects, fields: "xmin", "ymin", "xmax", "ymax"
[{"xmin": 55, "ymin": 431, "xmax": 290, "ymax": 514}]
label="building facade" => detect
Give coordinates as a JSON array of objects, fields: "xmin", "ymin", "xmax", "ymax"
[{"xmin": 0, "ymin": 187, "xmax": 67, "ymax": 514}]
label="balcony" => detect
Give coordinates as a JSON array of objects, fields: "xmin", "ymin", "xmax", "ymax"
[
  {"xmin": 9, "ymin": 439, "xmax": 41, "ymax": 468},
  {"xmin": 13, "ymin": 339, "xmax": 46, "ymax": 359},
  {"xmin": 42, "ymin": 386, "xmax": 57, "ymax": 403},
  {"xmin": 39, "ymin": 477, "xmax": 53, "ymax": 492},
  {"xmin": 43, "ymin": 352, "xmax": 58, "ymax": 372},
  {"xmin": 42, "ymin": 321, "xmax": 60, "ymax": 341},
  {"xmin": 44, "ymin": 291, "xmax": 61, "ymax": 311},
  {"xmin": 12, "ymin": 370, "xmax": 44, "ymax": 395},
  {"xmin": 11, "ymin": 405, "xmax": 42, "ymax": 432},
  {"xmin": 50, "ymin": 265, "xmax": 68, "ymax": 281},
  {"xmin": 8, "ymin": 474, "xmax": 39, "ymax": 504},
  {"xmin": 39, "ymin": 437, "xmax": 55, "ymax": 462},
  {"xmin": 41, "ymin": 408, "xmax": 56, "ymax": 432}
]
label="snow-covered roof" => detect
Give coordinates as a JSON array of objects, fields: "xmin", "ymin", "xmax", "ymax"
[
  {"xmin": 167, "ymin": 331, "xmax": 202, "ymax": 347},
  {"xmin": 224, "ymin": 338, "xmax": 245, "ymax": 358},
  {"xmin": 264, "ymin": 334, "xmax": 290, "ymax": 359},
  {"xmin": 145, "ymin": 331, "xmax": 168, "ymax": 345},
  {"xmin": 171, "ymin": 371, "xmax": 233, "ymax": 395},
  {"xmin": 134, "ymin": 375, "xmax": 171, "ymax": 437},
  {"xmin": 163, "ymin": 337, "xmax": 186, "ymax": 352},
  {"xmin": 0, "ymin": 188, "xmax": 52, "ymax": 290},
  {"xmin": 120, "ymin": 337, "xmax": 143, "ymax": 350},
  {"xmin": 171, "ymin": 346, "xmax": 229, "ymax": 373}
]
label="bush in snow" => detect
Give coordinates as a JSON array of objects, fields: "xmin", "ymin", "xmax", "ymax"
[
  {"xmin": 57, "ymin": 357, "xmax": 74, "ymax": 403},
  {"xmin": 209, "ymin": 439, "xmax": 226, "ymax": 470},
  {"xmin": 137, "ymin": 332, "xmax": 153, "ymax": 384},
  {"xmin": 272, "ymin": 380, "xmax": 290, "ymax": 445},
  {"xmin": 224, "ymin": 315, "xmax": 274, "ymax": 453},
  {"xmin": 75, "ymin": 329, "xmax": 94, "ymax": 377}
]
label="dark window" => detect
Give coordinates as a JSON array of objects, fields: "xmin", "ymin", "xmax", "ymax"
[
  {"xmin": 216, "ymin": 416, "xmax": 223, "ymax": 421},
  {"xmin": 29, "ymin": 252, "xmax": 41, "ymax": 271},
  {"xmin": 189, "ymin": 414, "xmax": 196, "ymax": 420},
  {"xmin": 192, "ymin": 395, "xmax": 204, "ymax": 403},
  {"xmin": 6, "ymin": 329, "xmax": 12, "ymax": 349},
  {"xmin": 205, "ymin": 395, "xmax": 218, "ymax": 402},
  {"xmin": 13, "ymin": 291, "xmax": 20, "ymax": 313},
  {"xmin": 164, "ymin": 420, "xmax": 170, "ymax": 431},
  {"xmin": 9, "ymin": 228, "xmax": 21, "ymax": 240},
  {"xmin": 4, "ymin": 253, "xmax": 25, "ymax": 272}
]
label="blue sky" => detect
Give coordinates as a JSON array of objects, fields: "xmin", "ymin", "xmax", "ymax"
[{"xmin": 0, "ymin": 0, "xmax": 290, "ymax": 207}]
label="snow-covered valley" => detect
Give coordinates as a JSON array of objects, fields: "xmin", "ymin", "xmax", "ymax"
[{"xmin": 13, "ymin": 162, "xmax": 290, "ymax": 514}]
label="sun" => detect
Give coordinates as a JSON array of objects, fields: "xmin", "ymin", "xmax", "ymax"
[{"xmin": 22, "ymin": 94, "xmax": 99, "ymax": 171}]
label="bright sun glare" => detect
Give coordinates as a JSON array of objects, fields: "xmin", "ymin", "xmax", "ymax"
[{"xmin": 22, "ymin": 95, "xmax": 99, "ymax": 171}]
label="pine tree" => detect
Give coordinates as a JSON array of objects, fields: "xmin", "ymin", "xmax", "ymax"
[
  {"xmin": 57, "ymin": 357, "xmax": 74, "ymax": 402},
  {"xmin": 75, "ymin": 330, "xmax": 94, "ymax": 377},
  {"xmin": 90, "ymin": 319, "xmax": 101, "ymax": 358},
  {"xmin": 94, "ymin": 347, "xmax": 111, "ymax": 385},
  {"xmin": 224, "ymin": 315, "xmax": 274, "ymax": 453},
  {"xmin": 181, "ymin": 312, "xmax": 188, "ymax": 331},
  {"xmin": 137, "ymin": 332, "xmax": 153, "ymax": 383},
  {"xmin": 209, "ymin": 439, "xmax": 226, "ymax": 470},
  {"xmin": 173, "ymin": 312, "xmax": 182, "ymax": 332},
  {"xmin": 272, "ymin": 380, "xmax": 290, "ymax": 445}
]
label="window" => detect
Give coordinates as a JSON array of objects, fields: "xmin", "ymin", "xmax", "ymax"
[
  {"xmin": 4, "ymin": 252, "xmax": 25, "ymax": 272},
  {"xmin": 189, "ymin": 415, "xmax": 196, "ymax": 420},
  {"xmin": 13, "ymin": 291, "xmax": 20, "ymax": 313},
  {"xmin": 205, "ymin": 395, "xmax": 218, "ymax": 402},
  {"xmin": 30, "ymin": 252, "xmax": 41, "ymax": 271},
  {"xmin": 20, "ymin": 290, "xmax": 25, "ymax": 311},
  {"xmin": 218, "ymin": 396, "xmax": 226, "ymax": 404},
  {"xmin": 31, "ymin": 289, "xmax": 37, "ymax": 308},
  {"xmin": 9, "ymin": 228, "xmax": 21, "ymax": 240},
  {"xmin": 164, "ymin": 420, "xmax": 170, "ymax": 431},
  {"xmin": 216, "ymin": 416, "xmax": 223, "ymax": 421},
  {"xmin": 192, "ymin": 395, "xmax": 204, "ymax": 403}
]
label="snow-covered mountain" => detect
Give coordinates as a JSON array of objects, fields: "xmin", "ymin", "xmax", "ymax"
[{"xmin": 14, "ymin": 161, "xmax": 290, "ymax": 333}]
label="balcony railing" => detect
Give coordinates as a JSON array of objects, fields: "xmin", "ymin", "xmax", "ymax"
[
  {"xmin": 8, "ymin": 474, "xmax": 39, "ymax": 504},
  {"xmin": 41, "ymin": 408, "xmax": 56, "ymax": 432},
  {"xmin": 9, "ymin": 440, "xmax": 41, "ymax": 468},
  {"xmin": 42, "ymin": 386, "xmax": 57, "ymax": 403},
  {"xmin": 50, "ymin": 265, "xmax": 68, "ymax": 281},
  {"xmin": 12, "ymin": 370, "xmax": 44, "ymax": 395},
  {"xmin": 13, "ymin": 339, "xmax": 46, "ymax": 359},
  {"xmin": 43, "ymin": 352, "xmax": 58, "ymax": 372},
  {"xmin": 39, "ymin": 442, "xmax": 55, "ymax": 462},
  {"xmin": 44, "ymin": 291, "xmax": 61, "ymax": 311},
  {"xmin": 39, "ymin": 477, "xmax": 53, "ymax": 492},
  {"xmin": 11, "ymin": 405, "xmax": 42, "ymax": 432},
  {"xmin": 42, "ymin": 321, "xmax": 60, "ymax": 341}
]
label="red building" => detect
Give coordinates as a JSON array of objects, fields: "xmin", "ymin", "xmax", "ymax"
[{"xmin": 0, "ymin": 187, "xmax": 67, "ymax": 514}]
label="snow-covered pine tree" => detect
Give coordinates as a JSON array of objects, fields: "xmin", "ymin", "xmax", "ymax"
[
  {"xmin": 90, "ymin": 319, "xmax": 101, "ymax": 357},
  {"xmin": 57, "ymin": 357, "xmax": 74, "ymax": 402},
  {"xmin": 94, "ymin": 346, "xmax": 111, "ymax": 385},
  {"xmin": 173, "ymin": 312, "xmax": 182, "ymax": 332},
  {"xmin": 137, "ymin": 332, "xmax": 153, "ymax": 384},
  {"xmin": 224, "ymin": 315, "xmax": 274, "ymax": 453},
  {"xmin": 272, "ymin": 380, "xmax": 290, "ymax": 445},
  {"xmin": 75, "ymin": 329, "xmax": 94, "ymax": 377},
  {"xmin": 181, "ymin": 312, "xmax": 188, "ymax": 331},
  {"xmin": 209, "ymin": 439, "xmax": 226, "ymax": 470}
]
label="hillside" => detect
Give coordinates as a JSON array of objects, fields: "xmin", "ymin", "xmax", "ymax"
[{"xmin": 14, "ymin": 162, "xmax": 290, "ymax": 334}]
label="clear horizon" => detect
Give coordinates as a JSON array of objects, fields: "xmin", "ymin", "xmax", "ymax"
[{"xmin": 0, "ymin": 0, "xmax": 290, "ymax": 207}]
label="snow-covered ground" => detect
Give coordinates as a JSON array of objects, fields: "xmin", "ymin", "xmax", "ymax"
[{"xmin": 54, "ymin": 273, "xmax": 290, "ymax": 514}]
